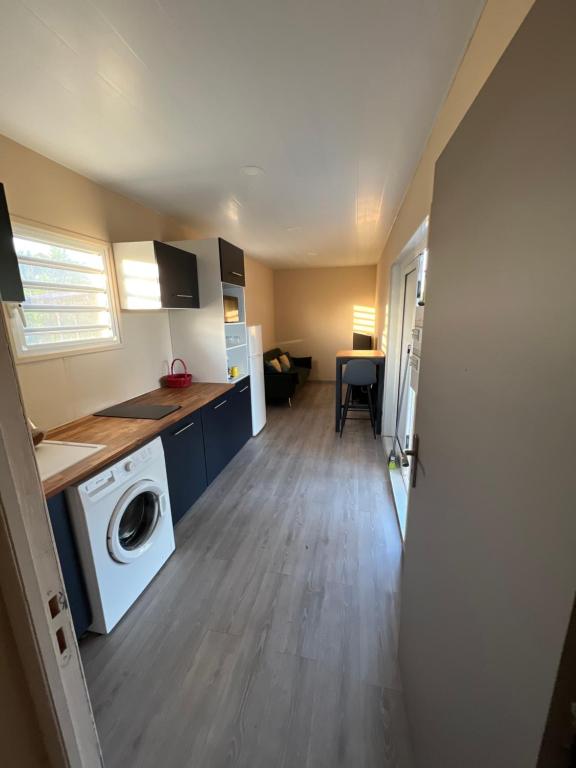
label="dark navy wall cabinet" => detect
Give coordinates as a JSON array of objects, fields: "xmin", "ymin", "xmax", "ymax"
[
  {"xmin": 218, "ymin": 238, "xmax": 245, "ymax": 286},
  {"xmin": 154, "ymin": 240, "xmax": 200, "ymax": 309},
  {"xmin": 0, "ymin": 183, "xmax": 24, "ymax": 302},
  {"xmin": 161, "ymin": 414, "xmax": 207, "ymax": 525},
  {"xmin": 47, "ymin": 493, "xmax": 92, "ymax": 638}
]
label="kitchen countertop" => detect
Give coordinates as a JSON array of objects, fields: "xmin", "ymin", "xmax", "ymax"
[{"xmin": 42, "ymin": 381, "xmax": 233, "ymax": 498}]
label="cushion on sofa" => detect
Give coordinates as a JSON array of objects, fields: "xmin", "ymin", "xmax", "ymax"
[
  {"xmin": 267, "ymin": 358, "xmax": 282, "ymax": 373},
  {"xmin": 263, "ymin": 348, "xmax": 312, "ymax": 404},
  {"xmin": 263, "ymin": 347, "xmax": 284, "ymax": 363}
]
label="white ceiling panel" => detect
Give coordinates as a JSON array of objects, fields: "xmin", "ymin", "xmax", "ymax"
[{"xmin": 0, "ymin": 0, "xmax": 485, "ymax": 267}]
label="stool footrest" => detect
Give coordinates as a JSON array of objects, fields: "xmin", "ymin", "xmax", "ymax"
[{"xmin": 339, "ymin": 382, "xmax": 377, "ymax": 439}]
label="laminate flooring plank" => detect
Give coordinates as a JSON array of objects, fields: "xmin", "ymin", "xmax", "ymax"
[
  {"xmin": 197, "ymin": 600, "xmax": 298, "ymax": 767},
  {"xmin": 118, "ymin": 629, "xmax": 241, "ymax": 768},
  {"xmin": 210, "ymin": 647, "xmax": 301, "ymax": 768},
  {"xmin": 81, "ymin": 382, "xmax": 413, "ymax": 768}
]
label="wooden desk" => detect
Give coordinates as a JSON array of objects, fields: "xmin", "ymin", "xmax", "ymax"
[{"xmin": 335, "ymin": 350, "xmax": 385, "ymax": 434}]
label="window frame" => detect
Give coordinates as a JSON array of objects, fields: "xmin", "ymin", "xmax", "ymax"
[{"xmin": 5, "ymin": 220, "xmax": 123, "ymax": 363}]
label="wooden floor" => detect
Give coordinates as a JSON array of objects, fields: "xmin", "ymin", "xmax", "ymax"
[{"xmin": 81, "ymin": 382, "xmax": 414, "ymax": 768}]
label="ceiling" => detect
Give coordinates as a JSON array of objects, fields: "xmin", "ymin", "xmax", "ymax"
[{"xmin": 0, "ymin": 0, "xmax": 485, "ymax": 268}]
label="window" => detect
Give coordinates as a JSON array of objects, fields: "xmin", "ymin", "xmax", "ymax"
[{"xmin": 7, "ymin": 224, "xmax": 121, "ymax": 359}]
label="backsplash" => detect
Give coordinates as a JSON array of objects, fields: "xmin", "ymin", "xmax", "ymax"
[{"xmin": 16, "ymin": 311, "xmax": 173, "ymax": 431}]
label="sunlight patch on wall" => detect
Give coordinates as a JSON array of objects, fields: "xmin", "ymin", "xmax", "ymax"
[
  {"xmin": 353, "ymin": 305, "xmax": 376, "ymax": 335},
  {"xmin": 381, "ymin": 302, "xmax": 390, "ymax": 353}
]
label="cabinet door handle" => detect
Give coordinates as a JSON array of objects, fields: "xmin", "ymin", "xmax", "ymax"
[
  {"xmin": 174, "ymin": 421, "xmax": 195, "ymax": 436},
  {"xmin": 230, "ymin": 271, "xmax": 244, "ymax": 278},
  {"xmin": 175, "ymin": 294, "xmax": 194, "ymax": 299},
  {"xmin": 239, "ymin": 386, "xmax": 249, "ymax": 393},
  {"xmin": 214, "ymin": 400, "xmax": 228, "ymax": 410}
]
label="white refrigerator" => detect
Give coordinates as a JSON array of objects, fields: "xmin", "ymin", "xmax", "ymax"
[{"xmin": 247, "ymin": 325, "xmax": 266, "ymax": 435}]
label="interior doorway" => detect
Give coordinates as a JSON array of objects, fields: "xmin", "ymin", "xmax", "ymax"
[
  {"xmin": 0, "ymin": 312, "xmax": 103, "ymax": 766},
  {"xmin": 397, "ymin": 262, "xmax": 418, "ymax": 493},
  {"xmin": 382, "ymin": 219, "xmax": 428, "ymax": 541}
]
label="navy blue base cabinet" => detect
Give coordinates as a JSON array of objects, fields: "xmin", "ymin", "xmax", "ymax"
[
  {"xmin": 234, "ymin": 378, "xmax": 253, "ymax": 453},
  {"xmin": 47, "ymin": 493, "xmax": 92, "ymax": 638},
  {"xmin": 203, "ymin": 377, "xmax": 252, "ymax": 484},
  {"xmin": 161, "ymin": 414, "xmax": 208, "ymax": 525},
  {"xmin": 202, "ymin": 391, "xmax": 237, "ymax": 484}
]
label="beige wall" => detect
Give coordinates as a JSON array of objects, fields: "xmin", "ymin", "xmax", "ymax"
[
  {"xmin": 0, "ymin": 134, "xmax": 200, "ymax": 430},
  {"xmin": 274, "ymin": 266, "xmax": 377, "ymax": 381},
  {"xmin": 0, "ymin": 587, "xmax": 49, "ymax": 766},
  {"xmin": 0, "ymin": 135, "xmax": 281, "ymax": 429},
  {"xmin": 244, "ymin": 256, "xmax": 276, "ymax": 351},
  {"xmin": 375, "ymin": 0, "xmax": 537, "ymax": 343}
]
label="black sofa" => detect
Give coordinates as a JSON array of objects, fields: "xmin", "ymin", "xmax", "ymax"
[{"xmin": 263, "ymin": 348, "xmax": 312, "ymax": 405}]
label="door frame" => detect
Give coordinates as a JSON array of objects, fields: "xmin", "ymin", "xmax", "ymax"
[
  {"xmin": 397, "ymin": 263, "xmax": 419, "ymax": 491},
  {"xmin": 382, "ymin": 217, "xmax": 428, "ymax": 440},
  {"xmin": 0, "ymin": 310, "xmax": 102, "ymax": 766}
]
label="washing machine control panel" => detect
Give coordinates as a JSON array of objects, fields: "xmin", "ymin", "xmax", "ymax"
[{"xmin": 79, "ymin": 438, "xmax": 163, "ymax": 500}]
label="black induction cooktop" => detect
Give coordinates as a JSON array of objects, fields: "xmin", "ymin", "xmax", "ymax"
[{"xmin": 93, "ymin": 403, "xmax": 181, "ymax": 420}]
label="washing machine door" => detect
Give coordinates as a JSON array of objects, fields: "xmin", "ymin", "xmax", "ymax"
[{"xmin": 107, "ymin": 479, "xmax": 168, "ymax": 564}]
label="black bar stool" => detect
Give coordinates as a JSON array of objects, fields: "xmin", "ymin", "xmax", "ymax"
[{"xmin": 339, "ymin": 359, "xmax": 377, "ymax": 438}]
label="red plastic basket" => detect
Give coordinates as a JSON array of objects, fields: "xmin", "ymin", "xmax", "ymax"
[{"xmin": 164, "ymin": 358, "xmax": 192, "ymax": 388}]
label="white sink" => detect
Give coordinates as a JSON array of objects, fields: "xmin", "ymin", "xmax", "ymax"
[{"xmin": 35, "ymin": 440, "xmax": 105, "ymax": 482}]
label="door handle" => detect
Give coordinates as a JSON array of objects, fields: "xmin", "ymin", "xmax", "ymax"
[
  {"xmin": 174, "ymin": 421, "xmax": 195, "ymax": 436},
  {"xmin": 175, "ymin": 294, "xmax": 194, "ymax": 299},
  {"xmin": 159, "ymin": 493, "xmax": 168, "ymax": 516},
  {"xmin": 214, "ymin": 400, "xmax": 228, "ymax": 410},
  {"xmin": 404, "ymin": 433, "xmax": 420, "ymax": 488},
  {"xmin": 230, "ymin": 271, "xmax": 244, "ymax": 278},
  {"xmin": 239, "ymin": 386, "xmax": 249, "ymax": 393}
]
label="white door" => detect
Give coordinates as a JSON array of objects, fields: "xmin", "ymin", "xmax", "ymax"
[
  {"xmin": 396, "ymin": 263, "xmax": 418, "ymax": 489},
  {"xmin": 400, "ymin": 3, "xmax": 576, "ymax": 766}
]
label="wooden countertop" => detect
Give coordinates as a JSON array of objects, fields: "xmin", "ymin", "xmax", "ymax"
[
  {"xmin": 336, "ymin": 349, "xmax": 385, "ymax": 359},
  {"xmin": 42, "ymin": 382, "xmax": 232, "ymax": 498}
]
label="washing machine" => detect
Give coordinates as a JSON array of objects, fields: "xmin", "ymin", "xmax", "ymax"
[{"xmin": 66, "ymin": 437, "xmax": 175, "ymax": 634}]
